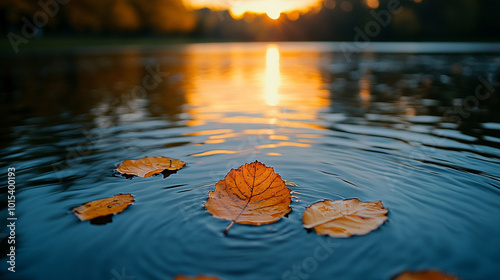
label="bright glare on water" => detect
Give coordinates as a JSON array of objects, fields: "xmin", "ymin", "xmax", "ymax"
[{"xmin": 0, "ymin": 42, "xmax": 499, "ymax": 280}]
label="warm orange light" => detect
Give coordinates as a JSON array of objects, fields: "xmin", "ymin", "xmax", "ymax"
[
  {"xmin": 183, "ymin": 43, "xmax": 330, "ymax": 131},
  {"xmin": 185, "ymin": 0, "xmax": 320, "ymax": 20},
  {"xmin": 359, "ymin": 73, "xmax": 371, "ymax": 108},
  {"xmin": 264, "ymin": 45, "xmax": 281, "ymax": 106},
  {"xmin": 364, "ymin": 0, "xmax": 379, "ymax": 9},
  {"xmin": 266, "ymin": 7, "xmax": 281, "ymax": 20},
  {"xmin": 229, "ymin": 6, "xmax": 245, "ymax": 19},
  {"xmin": 287, "ymin": 11, "xmax": 300, "ymax": 21}
]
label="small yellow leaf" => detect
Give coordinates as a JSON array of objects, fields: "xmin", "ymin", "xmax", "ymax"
[
  {"xmin": 116, "ymin": 156, "xmax": 185, "ymax": 178},
  {"xmin": 302, "ymin": 198, "xmax": 388, "ymax": 238},
  {"xmin": 393, "ymin": 270, "xmax": 460, "ymax": 280},
  {"xmin": 205, "ymin": 161, "xmax": 292, "ymax": 234},
  {"xmin": 72, "ymin": 194, "xmax": 134, "ymax": 221}
]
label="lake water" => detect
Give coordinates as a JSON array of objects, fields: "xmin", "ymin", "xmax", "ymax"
[{"xmin": 1, "ymin": 42, "xmax": 500, "ymax": 280}]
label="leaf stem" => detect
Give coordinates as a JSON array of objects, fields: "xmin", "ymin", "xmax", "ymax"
[{"xmin": 224, "ymin": 221, "xmax": 235, "ymax": 235}]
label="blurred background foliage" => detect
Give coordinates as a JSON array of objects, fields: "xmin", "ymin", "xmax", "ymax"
[{"xmin": 0, "ymin": 0, "xmax": 499, "ymax": 41}]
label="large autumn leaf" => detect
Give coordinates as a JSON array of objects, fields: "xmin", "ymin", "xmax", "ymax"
[
  {"xmin": 393, "ymin": 270, "xmax": 460, "ymax": 280},
  {"xmin": 302, "ymin": 198, "xmax": 388, "ymax": 238},
  {"xmin": 72, "ymin": 193, "xmax": 134, "ymax": 221},
  {"xmin": 205, "ymin": 161, "xmax": 292, "ymax": 234},
  {"xmin": 116, "ymin": 156, "xmax": 185, "ymax": 178}
]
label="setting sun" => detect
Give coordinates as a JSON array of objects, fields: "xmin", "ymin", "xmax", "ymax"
[
  {"xmin": 185, "ymin": 0, "xmax": 321, "ymax": 20},
  {"xmin": 266, "ymin": 6, "xmax": 283, "ymax": 20}
]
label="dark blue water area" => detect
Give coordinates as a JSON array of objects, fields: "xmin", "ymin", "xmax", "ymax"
[{"xmin": 0, "ymin": 42, "xmax": 499, "ymax": 280}]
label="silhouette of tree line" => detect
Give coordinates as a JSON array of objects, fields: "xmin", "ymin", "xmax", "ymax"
[{"xmin": 1, "ymin": 0, "xmax": 499, "ymax": 41}]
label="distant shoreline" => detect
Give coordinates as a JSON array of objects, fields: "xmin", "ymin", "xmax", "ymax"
[
  {"xmin": 0, "ymin": 36, "xmax": 226, "ymax": 52},
  {"xmin": 1, "ymin": 37, "xmax": 500, "ymax": 54}
]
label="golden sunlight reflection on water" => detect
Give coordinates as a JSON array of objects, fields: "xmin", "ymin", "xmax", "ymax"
[
  {"xmin": 180, "ymin": 43, "xmax": 330, "ymax": 156},
  {"xmin": 265, "ymin": 45, "xmax": 281, "ymax": 106},
  {"xmin": 183, "ymin": 43, "xmax": 329, "ymax": 126}
]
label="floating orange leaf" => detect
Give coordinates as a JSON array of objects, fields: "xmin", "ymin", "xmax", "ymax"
[
  {"xmin": 393, "ymin": 270, "xmax": 460, "ymax": 280},
  {"xmin": 174, "ymin": 276, "xmax": 221, "ymax": 280},
  {"xmin": 72, "ymin": 194, "xmax": 134, "ymax": 221},
  {"xmin": 302, "ymin": 198, "xmax": 388, "ymax": 238},
  {"xmin": 116, "ymin": 156, "xmax": 185, "ymax": 178},
  {"xmin": 205, "ymin": 161, "xmax": 292, "ymax": 234}
]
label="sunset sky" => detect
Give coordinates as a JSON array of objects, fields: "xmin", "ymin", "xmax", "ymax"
[{"xmin": 185, "ymin": 0, "xmax": 323, "ymax": 19}]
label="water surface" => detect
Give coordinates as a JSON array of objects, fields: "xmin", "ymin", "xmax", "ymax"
[{"xmin": 1, "ymin": 42, "xmax": 500, "ymax": 280}]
